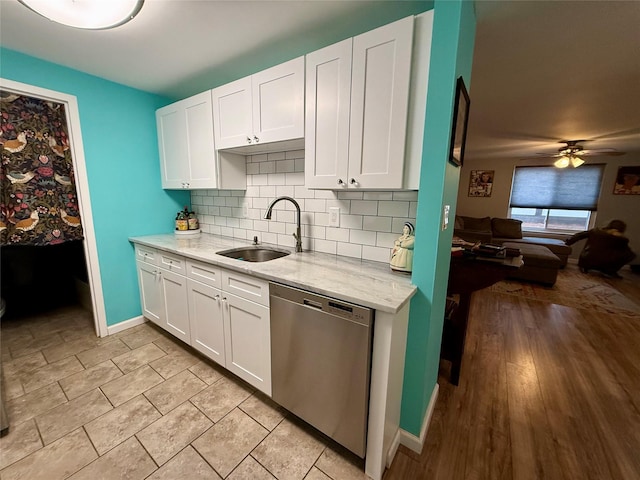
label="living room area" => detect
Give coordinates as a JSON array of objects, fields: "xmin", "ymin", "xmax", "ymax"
[{"xmin": 386, "ymin": 2, "xmax": 640, "ymax": 479}]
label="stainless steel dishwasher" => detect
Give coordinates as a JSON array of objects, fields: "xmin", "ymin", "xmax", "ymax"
[{"xmin": 269, "ymin": 282, "xmax": 373, "ymax": 458}]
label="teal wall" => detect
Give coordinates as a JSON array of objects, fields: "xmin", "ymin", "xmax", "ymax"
[
  {"xmin": 0, "ymin": 48, "xmax": 190, "ymax": 326},
  {"xmin": 400, "ymin": 0, "xmax": 476, "ymax": 435}
]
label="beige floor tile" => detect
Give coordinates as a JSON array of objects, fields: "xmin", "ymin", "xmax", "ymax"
[
  {"xmin": 191, "ymin": 375, "xmax": 253, "ymax": 422},
  {"xmin": 304, "ymin": 467, "xmax": 332, "ymax": 480},
  {"xmin": 119, "ymin": 325, "xmax": 163, "ymax": 349},
  {"xmin": 189, "ymin": 360, "xmax": 225, "ymax": 385},
  {"xmin": 67, "ymin": 437, "xmax": 156, "ymax": 480},
  {"xmin": 239, "ymin": 391, "xmax": 287, "ymax": 431},
  {"xmin": 314, "ymin": 445, "xmax": 367, "ymax": 479},
  {"xmin": 143, "ymin": 369, "xmax": 207, "ymax": 414},
  {"xmin": 76, "ymin": 339, "xmax": 130, "ymax": 368},
  {"xmin": 35, "ymin": 388, "xmax": 112, "ymax": 445},
  {"xmin": 149, "ymin": 350, "xmax": 200, "ymax": 379},
  {"xmin": 153, "ymin": 332, "xmax": 189, "ymax": 355},
  {"xmin": 59, "ymin": 360, "xmax": 122, "ymax": 400},
  {"xmin": 136, "ymin": 401, "xmax": 212, "ymax": 466},
  {"xmin": 100, "ymin": 364, "xmax": 164, "ymax": 406},
  {"xmin": 0, "ymin": 428, "xmax": 97, "ymax": 480},
  {"xmin": 112, "ymin": 342, "xmax": 167, "ymax": 374},
  {"xmin": 41, "ymin": 336, "xmax": 99, "ymax": 363},
  {"xmin": 3, "ymin": 373, "xmax": 25, "ymax": 401},
  {"xmin": 85, "ymin": 394, "xmax": 162, "ymax": 455},
  {"xmin": 9, "ymin": 333, "xmax": 64, "ymax": 359},
  {"xmin": 0, "ymin": 325, "xmax": 34, "ymax": 348},
  {"xmin": 6, "ymin": 382, "xmax": 67, "ymax": 425},
  {"xmin": 146, "ymin": 446, "xmax": 222, "ymax": 480},
  {"xmin": 228, "ymin": 455, "xmax": 277, "ymax": 480},
  {"xmin": 252, "ymin": 418, "xmax": 327, "ymax": 480},
  {"xmin": 0, "ymin": 419, "xmax": 43, "ymax": 470},
  {"xmin": 193, "ymin": 408, "xmax": 269, "ymax": 477},
  {"xmin": 2, "ymin": 351, "xmax": 47, "ymax": 380},
  {"xmin": 21, "ymin": 355, "xmax": 84, "ymax": 393}
]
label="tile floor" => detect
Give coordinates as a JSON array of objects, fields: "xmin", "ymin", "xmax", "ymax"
[{"xmin": 0, "ymin": 305, "xmax": 368, "ymax": 480}]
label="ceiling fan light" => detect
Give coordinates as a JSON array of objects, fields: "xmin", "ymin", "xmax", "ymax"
[
  {"xmin": 18, "ymin": 0, "xmax": 144, "ymax": 30},
  {"xmin": 554, "ymin": 156, "xmax": 570, "ymax": 168},
  {"xmin": 570, "ymin": 156, "xmax": 585, "ymax": 168}
]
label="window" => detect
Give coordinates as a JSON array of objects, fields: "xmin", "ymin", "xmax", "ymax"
[{"xmin": 509, "ymin": 165, "xmax": 605, "ymax": 233}]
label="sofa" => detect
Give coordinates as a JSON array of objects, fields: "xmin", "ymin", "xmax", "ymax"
[{"xmin": 454, "ymin": 215, "xmax": 572, "ymax": 267}]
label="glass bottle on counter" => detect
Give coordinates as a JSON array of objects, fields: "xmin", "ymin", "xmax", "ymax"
[{"xmin": 175, "ymin": 210, "xmax": 188, "ymax": 231}]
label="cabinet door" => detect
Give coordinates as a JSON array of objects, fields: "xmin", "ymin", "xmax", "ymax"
[
  {"xmin": 348, "ymin": 16, "xmax": 414, "ymax": 189},
  {"xmin": 136, "ymin": 260, "xmax": 162, "ymax": 327},
  {"xmin": 223, "ymin": 293, "xmax": 271, "ymax": 395},
  {"xmin": 305, "ymin": 40, "xmax": 352, "ymax": 189},
  {"xmin": 184, "ymin": 91, "xmax": 218, "ymax": 189},
  {"xmin": 159, "ymin": 268, "xmax": 190, "ymax": 343},
  {"xmin": 212, "ymin": 77, "xmax": 253, "ymax": 150},
  {"xmin": 187, "ymin": 279, "xmax": 225, "ymax": 366},
  {"xmin": 252, "ymin": 57, "xmax": 304, "ymax": 145},
  {"xmin": 157, "ymin": 100, "xmax": 188, "ymax": 189}
]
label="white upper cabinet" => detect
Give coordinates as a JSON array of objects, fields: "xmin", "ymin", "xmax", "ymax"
[
  {"xmin": 157, "ymin": 91, "xmax": 246, "ymax": 190},
  {"xmin": 212, "ymin": 57, "xmax": 305, "ymax": 153},
  {"xmin": 306, "ymin": 14, "xmax": 432, "ymax": 190}
]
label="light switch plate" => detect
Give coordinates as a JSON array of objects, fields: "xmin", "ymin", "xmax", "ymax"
[
  {"xmin": 442, "ymin": 205, "xmax": 450, "ymax": 230},
  {"xmin": 329, "ymin": 207, "xmax": 340, "ymax": 227}
]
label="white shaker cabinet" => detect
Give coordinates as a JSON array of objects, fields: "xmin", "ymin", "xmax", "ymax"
[
  {"xmin": 306, "ymin": 14, "xmax": 430, "ymax": 190},
  {"xmin": 158, "ymin": 266, "xmax": 190, "ymax": 344},
  {"xmin": 136, "ymin": 260, "xmax": 163, "ymax": 327},
  {"xmin": 187, "ymin": 278, "xmax": 225, "ymax": 365},
  {"xmin": 212, "ymin": 57, "xmax": 304, "ymax": 152},
  {"xmin": 156, "ymin": 91, "xmax": 246, "ymax": 190}
]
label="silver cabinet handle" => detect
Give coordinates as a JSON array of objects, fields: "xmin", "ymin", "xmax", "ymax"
[
  {"xmin": 247, "ymin": 136, "xmax": 252, "ymax": 144},
  {"xmin": 337, "ymin": 179, "xmax": 344, "ymax": 185},
  {"xmin": 253, "ymin": 135, "xmax": 259, "ymax": 143}
]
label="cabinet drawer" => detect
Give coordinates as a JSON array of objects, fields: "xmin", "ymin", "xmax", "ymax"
[
  {"xmin": 186, "ymin": 259, "xmax": 222, "ymax": 289},
  {"xmin": 221, "ymin": 270, "xmax": 269, "ymax": 306},
  {"xmin": 159, "ymin": 252, "xmax": 186, "ymax": 274},
  {"xmin": 135, "ymin": 245, "xmax": 158, "ymax": 265}
]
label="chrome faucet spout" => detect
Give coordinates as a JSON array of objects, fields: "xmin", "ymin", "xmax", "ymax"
[{"xmin": 265, "ymin": 196, "xmax": 303, "ymax": 252}]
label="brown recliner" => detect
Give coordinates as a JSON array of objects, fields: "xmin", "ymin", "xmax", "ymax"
[{"xmin": 566, "ymin": 224, "xmax": 636, "ymax": 277}]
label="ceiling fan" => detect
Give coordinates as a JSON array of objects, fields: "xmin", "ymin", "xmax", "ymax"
[{"xmin": 536, "ymin": 140, "xmax": 626, "ymax": 168}]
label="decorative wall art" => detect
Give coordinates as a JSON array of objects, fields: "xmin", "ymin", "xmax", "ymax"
[
  {"xmin": 449, "ymin": 76, "xmax": 470, "ymax": 167},
  {"xmin": 613, "ymin": 166, "xmax": 640, "ymax": 195},
  {"xmin": 468, "ymin": 170, "xmax": 494, "ymax": 197}
]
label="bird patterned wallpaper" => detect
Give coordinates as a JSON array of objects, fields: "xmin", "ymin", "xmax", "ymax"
[{"xmin": 0, "ymin": 91, "xmax": 84, "ymax": 246}]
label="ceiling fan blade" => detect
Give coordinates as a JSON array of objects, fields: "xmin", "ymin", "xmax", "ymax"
[{"xmin": 580, "ymin": 148, "xmax": 626, "ymax": 156}]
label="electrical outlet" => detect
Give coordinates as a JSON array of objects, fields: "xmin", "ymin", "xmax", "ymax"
[
  {"xmin": 242, "ymin": 203, "xmax": 249, "ymax": 218},
  {"xmin": 329, "ymin": 207, "xmax": 340, "ymax": 227}
]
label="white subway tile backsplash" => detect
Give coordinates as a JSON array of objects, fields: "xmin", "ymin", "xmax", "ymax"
[
  {"xmin": 350, "ymin": 229, "xmax": 376, "ymax": 246},
  {"xmin": 363, "ymin": 216, "xmax": 392, "ymax": 232},
  {"xmin": 378, "ymin": 201, "xmax": 409, "ymax": 217},
  {"xmin": 351, "ymin": 200, "xmax": 378, "ymax": 216},
  {"xmin": 191, "ymin": 150, "xmax": 416, "ymax": 262}
]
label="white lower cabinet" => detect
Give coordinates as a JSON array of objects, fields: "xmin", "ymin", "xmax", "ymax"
[
  {"xmin": 159, "ymin": 267, "xmax": 190, "ymax": 344},
  {"xmin": 136, "ymin": 260, "xmax": 162, "ymax": 326},
  {"xmin": 223, "ymin": 292, "xmax": 271, "ymax": 395},
  {"xmin": 187, "ymin": 278, "xmax": 225, "ymax": 365},
  {"xmin": 134, "ymin": 245, "xmax": 271, "ymax": 395}
]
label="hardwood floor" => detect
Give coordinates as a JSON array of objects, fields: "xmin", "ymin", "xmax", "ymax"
[{"xmin": 385, "ymin": 265, "xmax": 640, "ymax": 480}]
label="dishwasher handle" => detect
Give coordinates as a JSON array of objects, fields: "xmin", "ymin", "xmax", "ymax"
[{"xmin": 303, "ymin": 298, "xmax": 323, "ymax": 310}]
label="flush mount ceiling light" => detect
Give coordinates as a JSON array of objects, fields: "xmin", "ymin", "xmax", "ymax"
[{"xmin": 18, "ymin": 0, "xmax": 144, "ymax": 30}]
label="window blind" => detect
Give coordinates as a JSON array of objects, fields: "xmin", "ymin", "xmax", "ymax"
[{"xmin": 510, "ymin": 164, "xmax": 605, "ymax": 210}]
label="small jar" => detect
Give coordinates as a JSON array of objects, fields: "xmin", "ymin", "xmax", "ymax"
[
  {"xmin": 176, "ymin": 211, "xmax": 188, "ymax": 231},
  {"xmin": 188, "ymin": 212, "xmax": 199, "ymax": 230}
]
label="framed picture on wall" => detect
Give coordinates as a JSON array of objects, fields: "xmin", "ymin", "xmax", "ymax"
[
  {"xmin": 449, "ymin": 76, "xmax": 470, "ymax": 167},
  {"xmin": 468, "ymin": 170, "xmax": 494, "ymax": 197},
  {"xmin": 613, "ymin": 166, "xmax": 640, "ymax": 195}
]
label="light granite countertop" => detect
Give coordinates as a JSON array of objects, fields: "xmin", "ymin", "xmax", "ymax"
[{"xmin": 129, "ymin": 233, "xmax": 417, "ymax": 313}]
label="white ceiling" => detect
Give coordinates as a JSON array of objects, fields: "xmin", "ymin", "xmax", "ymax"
[{"xmin": 1, "ymin": 0, "xmax": 639, "ymax": 162}]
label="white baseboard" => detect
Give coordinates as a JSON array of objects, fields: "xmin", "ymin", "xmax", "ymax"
[
  {"xmin": 386, "ymin": 428, "xmax": 402, "ymax": 467},
  {"xmin": 399, "ymin": 382, "xmax": 439, "ymax": 454},
  {"xmin": 106, "ymin": 315, "xmax": 146, "ymax": 336}
]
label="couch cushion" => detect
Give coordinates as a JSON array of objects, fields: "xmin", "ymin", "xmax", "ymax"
[
  {"xmin": 491, "ymin": 218, "xmax": 523, "ymax": 239},
  {"xmin": 458, "ymin": 215, "xmax": 491, "ymax": 232}
]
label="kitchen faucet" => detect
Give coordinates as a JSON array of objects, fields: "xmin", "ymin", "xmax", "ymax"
[{"xmin": 264, "ymin": 196, "xmax": 303, "ymax": 252}]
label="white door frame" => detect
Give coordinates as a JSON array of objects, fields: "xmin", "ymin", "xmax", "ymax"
[{"xmin": 1, "ymin": 78, "xmax": 108, "ymax": 337}]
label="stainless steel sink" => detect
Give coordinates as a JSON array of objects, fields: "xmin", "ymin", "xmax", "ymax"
[{"xmin": 216, "ymin": 246, "xmax": 290, "ymax": 262}]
